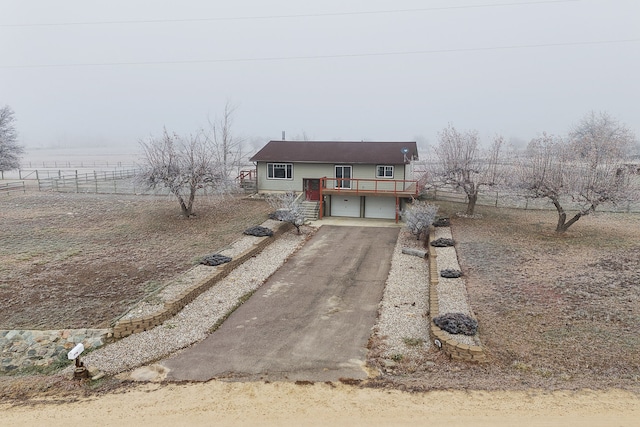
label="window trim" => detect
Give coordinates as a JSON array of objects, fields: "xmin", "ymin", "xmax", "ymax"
[
  {"xmin": 267, "ymin": 163, "xmax": 293, "ymax": 180},
  {"xmin": 334, "ymin": 164, "xmax": 352, "ymax": 189},
  {"xmin": 376, "ymin": 165, "xmax": 394, "ymax": 179}
]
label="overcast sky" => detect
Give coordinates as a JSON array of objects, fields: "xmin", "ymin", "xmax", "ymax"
[{"xmin": 1, "ymin": 0, "xmax": 639, "ymax": 154}]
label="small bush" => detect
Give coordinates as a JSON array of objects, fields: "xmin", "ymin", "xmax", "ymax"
[
  {"xmin": 243, "ymin": 226, "xmax": 273, "ymax": 237},
  {"xmin": 433, "ymin": 217, "xmax": 450, "ymax": 227},
  {"xmin": 433, "ymin": 313, "xmax": 478, "ymax": 335},
  {"xmin": 440, "ymin": 269, "xmax": 463, "ymax": 278},
  {"xmin": 430, "ymin": 237, "xmax": 455, "ymax": 247},
  {"xmin": 200, "ymin": 254, "xmax": 232, "ymax": 266}
]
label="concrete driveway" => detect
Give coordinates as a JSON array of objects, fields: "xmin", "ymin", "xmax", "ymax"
[{"xmin": 160, "ymin": 225, "xmax": 399, "ymax": 382}]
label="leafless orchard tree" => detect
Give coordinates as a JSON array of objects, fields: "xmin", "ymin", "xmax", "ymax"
[
  {"xmin": 206, "ymin": 102, "xmax": 245, "ymax": 180},
  {"xmin": 138, "ymin": 128, "xmax": 230, "ymax": 218},
  {"xmin": 266, "ymin": 192, "xmax": 305, "ymax": 234},
  {"xmin": 402, "ymin": 199, "xmax": 438, "ymax": 241},
  {"xmin": 0, "ymin": 105, "xmax": 24, "ymax": 171},
  {"xmin": 515, "ymin": 112, "xmax": 637, "ymax": 233},
  {"xmin": 430, "ymin": 124, "xmax": 505, "ymax": 216}
]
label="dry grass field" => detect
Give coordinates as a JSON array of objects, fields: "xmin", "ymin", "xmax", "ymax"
[{"xmin": 0, "ymin": 192, "xmax": 272, "ymax": 329}]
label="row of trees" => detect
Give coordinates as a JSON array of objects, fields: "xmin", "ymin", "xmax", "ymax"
[
  {"xmin": 2, "ymin": 103, "xmax": 637, "ymax": 232},
  {"xmin": 428, "ymin": 111, "xmax": 638, "ymax": 233}
]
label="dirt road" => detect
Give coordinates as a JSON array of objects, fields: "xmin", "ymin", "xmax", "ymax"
[{"xmin": 2, "ymin": 382, "xmax": 638, "ymax": 426}]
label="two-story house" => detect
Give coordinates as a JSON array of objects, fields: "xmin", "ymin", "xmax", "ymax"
[{"xmin": 249, "ymin": 140, "xmax": 420, "ymax": 221}]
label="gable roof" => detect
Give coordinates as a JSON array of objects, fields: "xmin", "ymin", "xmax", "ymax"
[{"xmin": 249, "ymin": 140, "xmax": 418, "ymax": 164}]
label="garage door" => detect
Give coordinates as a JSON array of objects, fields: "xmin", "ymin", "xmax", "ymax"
[
  {"xmin": 364, "ymin": 197, "xmax": 396, "ymax": 219},
  {"xmin": 331, "ymin": 196, "xmax": 361, "ymax": 217}
]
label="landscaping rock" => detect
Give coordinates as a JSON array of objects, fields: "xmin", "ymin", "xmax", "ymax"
[
  {"xmin": 440, "ymin": 269, "xmax": 463, "ymax": 278},
  {"xmin": 243, "ymin": 226, "xmax": 274, "ymax": 237},
  {"xmin": 433, "ymin": 313, "xmax": 478, "ymax": 335},
  {"xmin": 430, "ymin": 237, "xmax": 455, "ymax": 247},
  {"xmin": 200, "ymin": 254, "xmax": 232, "ymax": 266},
  {"xmin": 402, "ymin": 248, "xmax": 428, "ymax": 258}
]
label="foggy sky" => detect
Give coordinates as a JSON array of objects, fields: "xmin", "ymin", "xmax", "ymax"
[{"xmin": 1, "ymin": 0, "xmax": 639, "ymax": 153}]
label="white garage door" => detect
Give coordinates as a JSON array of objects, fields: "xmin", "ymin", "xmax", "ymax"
[
  {"xmin": 365, "ymin": 197, "xmax": 396, "ymax": 219},
  {"xmin": 331, "ymin": 196, "xmax": 361, "ymax": 217}
]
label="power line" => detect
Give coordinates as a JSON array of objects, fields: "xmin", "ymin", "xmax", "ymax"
[
  {"xmin": 0, "ymin": 0, "xmax": 584, "ymax": 28},
  {"xmin": 2, "ymin": 37, "xmax": 637, "ymax": 70}
]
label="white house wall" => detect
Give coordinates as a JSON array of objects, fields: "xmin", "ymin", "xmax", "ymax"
[{"xmin": 256, "ymin": 162, "xmax": 409, "ymax": 193}]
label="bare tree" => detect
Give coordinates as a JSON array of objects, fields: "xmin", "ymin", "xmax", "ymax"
[
  {"xmin": 206, "ymin": 102, "xmax": 244, "ymax": 180},
  {"xmin": 138, "ymin": 128, "xmax": 228, "ymax": 218},
  {"xmin": 516, "ymin": 112, "xmax": 637, "ymax": 233},
  {"xmin": 431, "ymin": 124, "xmax": 504, "ymax": 216},
  {"xmin": 0, "ymin": 105, "xmax": 24, "ymax": 171},
  {"xmin": 403, "ymin": 199, "xmax": 438, "ymax": 241},
  {"xmin": 266, "ymin": 192, "xmax": 305, "ymax": 234}
]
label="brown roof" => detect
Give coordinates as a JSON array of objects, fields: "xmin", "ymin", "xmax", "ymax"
[{"xmin": 249, "ymin": 140, "xmax": 418, "ymax": 164}]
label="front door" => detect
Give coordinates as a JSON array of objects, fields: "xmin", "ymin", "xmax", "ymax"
[{"xmin": 304, "ymin": 179, "xmax": 320, "ymax": 201}]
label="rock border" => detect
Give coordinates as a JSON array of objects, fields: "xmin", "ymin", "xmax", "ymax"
[{"xmin": 427, "ymin": 227, "xmax": 487, "ymax": 362}]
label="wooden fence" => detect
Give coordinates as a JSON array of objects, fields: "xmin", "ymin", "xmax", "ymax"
[
  {"xmin": 36, "ymin": 169, "xmax": 140, "ymax": 193},
  {"xmin": 0, "ymin": 181, "xmax": 26, "ymax": 196}
]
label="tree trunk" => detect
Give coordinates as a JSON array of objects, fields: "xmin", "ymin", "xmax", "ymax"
[
  {"xmin": 552, "ymin": 197, "xmax": 582, "ymax": 233},
  {"xmin": 466, "ymin": 192, "xmax": 478, "ymax": 216}
]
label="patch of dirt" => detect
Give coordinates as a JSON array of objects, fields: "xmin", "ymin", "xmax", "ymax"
[
  {"xmin": 378, "ymin": 202, "xmax": 640, "ymax": 391},
  {"xmin": 0, "ymin": 192, "xmax": 272, "ymax": 329}
]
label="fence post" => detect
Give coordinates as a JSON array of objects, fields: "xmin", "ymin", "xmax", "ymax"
[
  {"xmin": 495, "ymin": 191, "xmax": 499, "ymax": 207},
  {"xmin": 525, "ymin": 197, "xmax": 529, "ymax": 210},
  {"xmin": 94, "ymin": 171, "xmax": 98, "ymax": 193}
]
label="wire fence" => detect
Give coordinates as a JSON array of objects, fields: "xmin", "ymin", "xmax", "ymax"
[{"xmin": 422, "ymin": 187, "xmax": 640, "ymax": 214}]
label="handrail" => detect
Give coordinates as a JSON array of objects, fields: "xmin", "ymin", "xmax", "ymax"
[
  {"xmin": 237, "ymin": 169, "xmax": 256, "ymax": 181},
  {"xmin": 318, "ymin": 177, "xmax": 419, "ymax": 196}
]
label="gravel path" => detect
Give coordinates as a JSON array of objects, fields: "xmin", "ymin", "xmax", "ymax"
[
  {"xmin": 77, "ymin": 223, "xmax": 472, "ymax": 376},
  {"xmin": 374, "ymin": 230, "xmax": 431, "ymax": 357}
]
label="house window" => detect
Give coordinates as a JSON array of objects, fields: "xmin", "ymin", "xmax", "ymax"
[
  {"xmin": 335, "ymin": 165, "xmax": 352, "ymax": 189},
  {"xmin": 267, "ymin": 163, "xmax": 293, "ymax": 180},
  {"xmin": 376, "ymin": 165, "xmax": 394, "ymax": 179}
]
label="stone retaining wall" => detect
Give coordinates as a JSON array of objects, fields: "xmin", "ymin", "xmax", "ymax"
[
  {"xmin": 112, "ymin": 221, "xmax": 292, "ymax": 339},
  {"xmin": 427, "ymin": 228, "xmax": 487, "ymax": 362},
  {"xmin": 0, "ymin": 329, "xmax": 110, "ymax": 373}
]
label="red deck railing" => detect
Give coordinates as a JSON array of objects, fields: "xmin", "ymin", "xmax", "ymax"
[{"xmin": 318, "ymin": 177, "xmax": 419, "ymax": 196}]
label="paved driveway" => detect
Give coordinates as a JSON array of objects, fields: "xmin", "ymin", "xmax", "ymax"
[{"xmin": 160, "ymin": 225, "xmax": 399, "ymax": 382}]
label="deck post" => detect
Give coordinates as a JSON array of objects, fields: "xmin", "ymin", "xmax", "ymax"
[{"xmin": 395, "ymin": 196, "xmax": 399, "ymax": 223}]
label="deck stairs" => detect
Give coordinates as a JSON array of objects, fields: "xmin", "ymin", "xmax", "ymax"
[{"xmin": 300, "ymin": 201, "xmax": 320, "ymax": 221}]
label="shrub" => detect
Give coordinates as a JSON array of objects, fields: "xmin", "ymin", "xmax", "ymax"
[
  {"xmin": 430, "ymin": 237, "xmax": 455, "ymax": 247},
  {"xmin": 433, "ymin": 313, "xmax": 478, "ymax": 335}
]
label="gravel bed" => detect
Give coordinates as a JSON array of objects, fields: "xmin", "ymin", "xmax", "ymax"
[
  {"xmin": 433, "ymin": 227, "xmax": 479, "ymax": 346},
  {"xmin": 76, "ymin": 229, "xmax": 308, "ymax": 375},
  {"xmin": 374, "ymin": 230, "xmax": 431, "ymax": 357}
]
